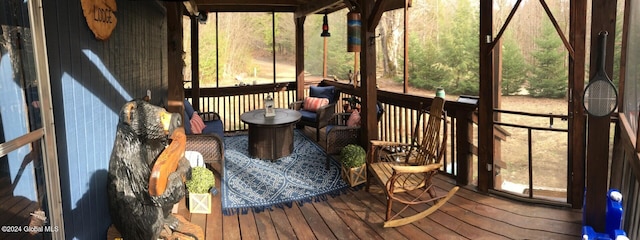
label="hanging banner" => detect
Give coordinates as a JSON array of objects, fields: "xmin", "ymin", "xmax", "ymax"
[{"xmin": 81, "ymin": 0, "xmax": 117, "ymax": 41}]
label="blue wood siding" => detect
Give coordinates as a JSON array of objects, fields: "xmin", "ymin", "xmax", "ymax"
[
  {"xmin": 42, "ymin": 1, "xmax": 168, "ymax": 238},
  {"xmin": 0, "ymin": 51, "xmax": 38, "ymax": 202}
]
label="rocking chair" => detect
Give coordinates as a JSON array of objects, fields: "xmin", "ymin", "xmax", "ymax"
[{"xmin": 365, "ymin": 97, "xmax": 459, "ymax": 227}]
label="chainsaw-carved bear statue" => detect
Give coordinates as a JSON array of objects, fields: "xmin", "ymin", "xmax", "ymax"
[{"xmin": 107, "ymin": 99, "xmax": 190, "ymax": 239}]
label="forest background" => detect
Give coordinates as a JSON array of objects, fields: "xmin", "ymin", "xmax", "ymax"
[
  {"xmin": 183, "ymin": 0, "xmax": 624, "ymax": 99},
  {"xmin": 181, "ymin": 0, "xmax": 626, "ymax": 193}
]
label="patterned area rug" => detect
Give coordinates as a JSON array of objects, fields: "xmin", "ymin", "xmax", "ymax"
[{"xmin": 222, "ymin": 130, "xmax": 348, "ymax": 215}]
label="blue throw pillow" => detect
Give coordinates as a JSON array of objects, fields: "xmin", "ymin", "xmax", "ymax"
[
  {"xmin": 183, "ymin": 110, "xmax": 193, "ymax": 134},
  {"xmin": 309, "ymin": 86, "xmax": 337, "ymax": 104},
  {"xmin": 184, "ymin": 99, "xmax": 196, "ymax": 118}
]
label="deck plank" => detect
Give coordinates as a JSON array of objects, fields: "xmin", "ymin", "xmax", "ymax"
[
  {"xmin": 436, "ymin": 185, "xmax": 580, "ymax": 238},
  {"xmin": 311, "ymin": 199, "xmax": 359, "ymax": 240},
  {"xmin": 361, "ymin": 186, "xmax": 466, "ymax": 240},
  {"xmin": 433, "ymin": 177, "xmax": 582, "ymax": 222},
  {"xmin": 0, "ymin": 197, "xmax": 34, "ymax": 226},
  {"xmin": 325, "ymin": 192, "xmax": 384, "ymax": 240},
  {"xmin": 237, "ymin": 210, "xmax": 259, "ymax": 239},
  {"xmin": 298, "ymin": 202, "xmax": 337, "ymax": 239},
  {"xmin": 222, "ymin": 214, "xmax": 241, "ymax": 240},
  {"xmin": 269, "ymin": 207, "xmax": 297, "ymax": 240},
  {"xmin": 189, "ymin": 213, "xmax": 207, "ymax": 237},
  {"xmin": 351, "ymin": 188, "xmax": 438, "ymax": 240},
  {"xmin": 336, "ymin": 191, "xmax": 410, "ymax": 240},
  {"xmin": 206, "ymin": 172, "xmax": 223, "ymax": 240},
  {"xmin": 253, "ymin": 210, "xmax": 279, "ymax": 240},
  {"xmin": 282, "ymin": 203, "xmax": 316, "ymax": 239}
]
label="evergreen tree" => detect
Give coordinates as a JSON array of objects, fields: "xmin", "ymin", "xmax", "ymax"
[
  {"xmin": 439, "ymin": 0, "xmax": 479, "ymax": 95},
  {"xmin": 407, "ymin": 35, "xmax": 452, "ymax": 89},
  {"xmin": 528, "ymin": 20, "xmax": 567, "ymax": 98},
  {"xmin": 501, "ymin": 33, "xmax": 528, "ymax": 95}
]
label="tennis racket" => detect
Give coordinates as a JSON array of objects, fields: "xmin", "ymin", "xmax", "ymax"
[{"xmin": 583, "ymin": 31, "xmax": 618, "ymax": 117}]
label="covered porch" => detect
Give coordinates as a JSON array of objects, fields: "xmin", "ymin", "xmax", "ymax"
[
  {"xmin": 1, "ymin": 0, "xmax": 639, "ymax": 238},
  {"xmin": 169, "ymin": 0, "xmax": 636, "ymax": 238},
  {"xmin": 175, "ymin": 128, "xmax": 582, "ymax": 239}
]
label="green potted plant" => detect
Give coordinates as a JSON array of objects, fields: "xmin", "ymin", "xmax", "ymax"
[
  {"xmin": 339, "ymin": 144, "xmax": 367, "ymax": 187},
  {"xmin": 186, "ymin": 166, "xmax": 215, "ymax": 214}
]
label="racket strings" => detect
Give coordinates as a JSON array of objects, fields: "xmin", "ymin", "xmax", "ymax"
[{"xmin": 584, "ymin": 80, "xmax": 617, "ymax": 116}]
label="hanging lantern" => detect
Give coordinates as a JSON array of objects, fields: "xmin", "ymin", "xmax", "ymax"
[
  {"xmin": 347, "ymin": 11, "xmax": 361, "ymax": 52},
  {"xmin": 321, "ymin": 13, "xmax": 331, "ymax": 37}
]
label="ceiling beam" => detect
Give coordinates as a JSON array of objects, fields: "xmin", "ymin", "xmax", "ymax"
[
  {"xmin": 183, "ymin": 0, "xmax": 198, "ymax": 16},
  {"xmin": 197, "ymin": 5, "xmax": 297, "ymax": 13},
  {"xmin": 295, "ymin": 0, "xmax": 343, "ymax": 18},
  {"xmin": 343, "ymin": 0, "xmax": 357, "ymax": 11},
  {"xmin": 195, "ymin": 0, "xmax": 298, "ymax": 12},
  {"xmin": 368, "ymin": 0, "xmax": 390, "ymax": 32},
  {"xmin": 195, "ymin": 0, "xmax": 300, "ymax": 6}
]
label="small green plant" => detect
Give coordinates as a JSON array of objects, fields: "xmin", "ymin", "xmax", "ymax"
[
  {"xmin": 186, "ymin": 166, "xmax": 215, "ymax": 194},
  {"xmin": 340, "ymin": 144, "xmax": 366, "ymax": 168}
]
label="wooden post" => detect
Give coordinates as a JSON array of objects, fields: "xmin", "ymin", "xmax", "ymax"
[
  {"xmin": 359, "ymin": 0, "xmax": 379, "ymax": 147},
  {"xmin": 568, "ymin": 0, "xmax": 588, "ymax": 209},
  {"xmin": 295, "ymin": 16, "xmax": 306, "ymax": 101},
  {"xmin": 493, "ymin": 37, "xmax": 504, "ymax": 189},
  {"xmin": 191, "ymin": 16, "xmax": 200, "ymax": 111},
  {"xmin": 477, "ymin": 0, "xmax": 494, "ymax": 193},
  {"xmin": 456, "ymin": 109, "xmax": 474, "ymax": 185},
  {"xmin": 323, "ymin": 37, "xmax": 328, "ymax": 78},
  {"xmin": 584, "ymin": 0, "xmax": 618, "ymax": 232},
  {"xmin": 165, "ymin": 3, "xmax": 184, "ymax": 114},
  {"xmin": 353, "ymin": 53, "xmax": 359, "ymax": 87},
  {"xmin": 403, "ymin": 0, "xmax": 409, "ymax": 94}
]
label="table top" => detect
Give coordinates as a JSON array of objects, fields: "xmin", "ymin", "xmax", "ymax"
[{"xmin": 240, "ymin": 108, "xmax": 301, "ymax": 126}]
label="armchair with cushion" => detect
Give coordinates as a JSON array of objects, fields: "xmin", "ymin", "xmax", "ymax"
[
  {"xmin": 183, "ymin": 99, "xmax": 224, "ymax": 139},
  {"xmin": 185, "ymin": 134, "xmax": 224, "ymax": 168},
  {"xmin": 289, "ymin": 85, "xmax": 340, "ymax": 141},
  {"xmin": 183, "ymin": 99, "xmax": 225, "ymax": 166},
  {"xmin": 325, "ymin": 101, "xmax": 384, "ymax": 169}
]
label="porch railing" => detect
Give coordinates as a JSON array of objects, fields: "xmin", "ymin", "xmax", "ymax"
[
  {"xmin": 186, "ymin": 80, "xmax": 479, "ymax": 184},
  {"xmin": 323, "ymin": 81, "xmax": 478, "ymax": 184},
  {"xmin": 611, "ymin": 116, "xmax": 640, "ymax": 239},
  {"xmin": 185, "ymin": 82, "xmax": 300, "ymax": 132}
]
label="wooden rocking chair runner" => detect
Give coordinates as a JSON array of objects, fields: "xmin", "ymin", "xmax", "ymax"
[{"xmin": 366, "ymin": 97, "xmax": 459, "ymax": 227}]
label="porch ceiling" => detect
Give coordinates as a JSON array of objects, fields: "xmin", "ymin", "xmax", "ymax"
[{"xmin": 190, "ymin": 0, "xmax": 409, "ymax": 17}]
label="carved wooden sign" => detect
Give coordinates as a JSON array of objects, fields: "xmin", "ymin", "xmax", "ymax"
[{"xmin": 81, "ymin": 0, "xmax": 117, "ymax": 41}]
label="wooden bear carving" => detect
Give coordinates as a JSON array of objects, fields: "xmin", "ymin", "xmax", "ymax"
[{"xmin": 107, "ymin": 99, "xmax": 191, "ymax": 239}]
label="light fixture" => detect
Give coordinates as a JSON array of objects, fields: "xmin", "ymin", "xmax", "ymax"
[
  {"xmin": 197, "ymin": 11, "xmax": 208, "ymax": 24},
  {"xmin": 321, "ymin": 13, "xmax": 330, "ymax": 37}
]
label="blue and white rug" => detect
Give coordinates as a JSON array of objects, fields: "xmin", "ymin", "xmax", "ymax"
[{"xmin": 222, "ymin": 130, "xmax": 348, "ymax": 215}]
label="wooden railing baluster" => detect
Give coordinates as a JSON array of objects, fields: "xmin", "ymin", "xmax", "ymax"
[{"xmin": 186, "ymin": 80, "xmax": 478, "ymax": 183}]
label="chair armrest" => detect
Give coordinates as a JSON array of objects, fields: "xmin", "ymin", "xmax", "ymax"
[
  {"xmin": 325, "ymin": 125, "xmax": 360, "ymax": 155},
  {"xmin": 369, "ymin": 140, "xmax": 412, "ymax": 148},
  {"xmin": 199, "ymin": 111, "xmax": 221, "ymax": 122},
  {"xmin": 186, "ymin": 134, "xmax": 224, "ymax": 165},
  {"xmin": 315, "ymin": 103, "xmax": 336, "ymax": 124},
  {"xmin": 367, "ymin": 141, "xmax": 416, "ymax": 164},
  {"xmin": 289, "ymin": 101, "xmax": 303, "ymax": 110},
  {"xmin": 392, "ymin": 163, "xmax": 442, "ymax": 174},
  {"xmin": 329, "ymin": 112, "xmax": 352, "ymax": 126}
]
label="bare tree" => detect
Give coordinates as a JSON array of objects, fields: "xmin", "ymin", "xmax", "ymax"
[{"xmin": 378, "ymin": 10, "xmax": 403, "ymax": 78}]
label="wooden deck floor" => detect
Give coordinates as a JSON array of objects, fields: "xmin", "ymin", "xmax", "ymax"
[
  {"xmin": 176, "ymin": 128, "xmax": 583, "ymax": 240},
  {"xmin": 0, "ymin": 175, "xmax": 45, "ymax": 240}
]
